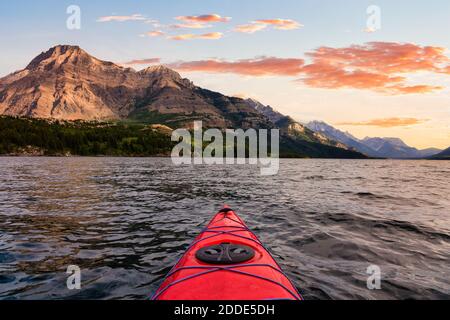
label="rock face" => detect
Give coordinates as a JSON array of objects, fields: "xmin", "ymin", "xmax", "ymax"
[
  {"xmin": 1, "ymin": 45, "xmax": 138, "ymax": 120},
  {"xmin": 0, "ymin": 45, "xmax": 271, "ymax": 128}
]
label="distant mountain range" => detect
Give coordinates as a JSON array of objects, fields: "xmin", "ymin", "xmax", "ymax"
[
  {"xmin": 0, "ymin": 45, "xmax": 365, "ymax": 159},
  {"xmin": 431, "ymin": 147, "xmax": 450, "ymax": 159},
  {"xmin": 306, "ymin": 121, "xmax": 443, "ymax": 159},
  {"xmin": 245, "ymin": 99, "xmax": 349, "ymax": 150}
]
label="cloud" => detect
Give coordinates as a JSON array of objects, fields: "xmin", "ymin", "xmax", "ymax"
[
  {"xmin": 337, "ymin": 118, "xmax": 429, "ymax": 128},
  {"xmin": 299, "ymin": 42, "xmax": 450, "ymax": 94},
  {"xmin": 166, "ymin": 42, "xmax": 449, "ymax": 94},
  {"xmin": 298, "ymin": 63, "xmax": 406, "ymax": 91},
  {"xmin": 170, "ymin": 14, "xmax": 230, "ymax": 30},
  {"xmin": 254, "ymin": 19, "xmax": 303, "ymax": 30},
  {"xmin": 234, "ymin": 23, "xmax": 267, "ymax": 34},
  {"xmin": 140, "ymin": 31, "xmax": 165, "ymax": 37},
  {"xmin": 387, "ymin": 85, "xmax": 444, "ymax": 94},
  {"xmin": 97, "ymin": 14, "xmax": 146, "ymax": 23},
  {"xmin": 442, "ymin": 65, "xmax": 450, "ymax": 74},
  {"xmin": 306, "ymin": 42, "xmax": 449, "ymax": 74},
  {"xmin": 364, "ymin": 27, "xmax": 377, "ymax": 33},
  {"xmin": 170, "ymin": 22, "xmax": 212, "ymax": 29},
  {"xmin": 169, "ymin": 32, "xmax": 223, "ymax": 41},
  {"xmin": 233, "ymin": 19, "xmax": 303, "ymax": 34},
  {"xmin": 175, "ymin": 14, "xmax": 231, "ymax": 23},
  {"xmin": 121, "ymin": 58, "xmax": 161, "ymax": 66},
  {"xmin": 169, "ymin": 57, "xmax": 305, "ymax": 76}
]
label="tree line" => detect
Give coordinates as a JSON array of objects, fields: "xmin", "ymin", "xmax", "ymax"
[{"xmin": 0, "ymin": 116, "xmax": 174, "ymax": 156}]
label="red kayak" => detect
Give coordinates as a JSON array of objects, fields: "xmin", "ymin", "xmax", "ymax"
[{"xmin": 152, "ymin": 206, "xmax": 302, "ymax": 300}]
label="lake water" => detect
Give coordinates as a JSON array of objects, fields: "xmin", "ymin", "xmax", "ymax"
[{"xmin": 0, "ymin": 157, "xmax": 449, "ymax": 300}]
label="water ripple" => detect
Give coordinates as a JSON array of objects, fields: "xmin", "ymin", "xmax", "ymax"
[{"xmin": 0, "ymin": 158, "xmax": 449, "ymax": 300}]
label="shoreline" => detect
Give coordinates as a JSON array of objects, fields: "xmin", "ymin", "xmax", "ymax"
[{"xmin": 0, "ymin": 154, "xmax": 446, "ymax": 160}]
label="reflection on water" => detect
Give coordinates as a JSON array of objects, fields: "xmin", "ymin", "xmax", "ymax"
[{"xmin": 0, "ymin": 157, "xmax": 449, "ymax": 300}]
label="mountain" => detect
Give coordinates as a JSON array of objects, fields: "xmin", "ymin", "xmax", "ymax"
[
  {"xmin": 245, "ymin": 101, "xmax": 350, "ymax": 150},
  {"xmin": 418, "ymin": 148, "xmax": 444, "ymax": 158},
  {"xmin": 306, "ymin": 121, "xmax": 442, "ymax": 159},
  {"xmin": 306, "ymin": 121, "xmax": 380, "ymax": 157},
  {"xmin": 0, "ymin": 45, "xmax": 366, "ymax": 158},
  {"xmin": 0, "ymin": 45, "xmax": 271, "ymax": 129},
  {"xmin": 360, "ymin": 137, "xmax": 441, "ymax": 159},
  {"xmin": 431, "ymin": 147, "xmax": 450, "ymax": 159},
  {"xmin": 245, "ymin": 98, "xmax": 285, "ymax": 124}
]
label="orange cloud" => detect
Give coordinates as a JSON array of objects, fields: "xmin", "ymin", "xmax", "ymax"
[
  {"xmin": 338, "ymin": 118, "xmax": 429, "ymax": 128},
  {"xmin": 169, "ymin": 32, "xmax": 223, "ymax": 41},
  {"xmin": 307, "ymin": 42, "xmax": 449, "ymax": 74},
  {"xmin": 300, "ymin": 42, "xmax": 450, "ymax": 94},
  {"xmin": 364, "ymin": 27, "xmax": 377, "ymax": 33},
  {"xmin": 97, "ymin": 14, "xmax": 146, "ymax": 22},
  {"xmin": 442, "ymin": 65, "xmax": 450, "ymax": 74},
  {"xmin": 254, "ymin": 19, "xmax": 303, "ymax": 30},
  {"xmin": 233, "ymin": 19, "xmax": 302, "ymax": 34},
  {"xmin": 175, "ymin": 14, "xmax": 231, "ymax": 23},
  {"xmin": 388, "ymin": 85, "xmax": 444, "ymax": 94},
  {"xmin": 169, "ymin": 57, "xmax": 305, "ymax": 76},
  {"xmin": 234, "ymin": 23, "xmax": 267, "ymax": 34},
  {"xmin": 167, "ymin": 42, "xmax": 449, "ymax": 94},
  {"xmin": 141, "ymin": 31, "xmax": 165, "ymax": 37},
  {"xmin": 121, "ymin": 58, "xmax": 161, "ymax": 66},
  {"xmin": 299, "ymin": 63, "xmax": 406, "ymax": 91}
]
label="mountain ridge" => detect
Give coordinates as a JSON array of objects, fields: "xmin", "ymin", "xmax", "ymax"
[
  {"xmin": 431, "ymin": 147, "xmax": 450, "ymax": 159},
  {"xmin": 0, "ymin": 45, "xmax": 367, "ymax": 159},
  {"xmin": 0, "ymin": 45, "xmax": 271, "ymax": 129},
  {"xmin": 306, "ymin": 121, "xmax": 442, "ymax": 159}
]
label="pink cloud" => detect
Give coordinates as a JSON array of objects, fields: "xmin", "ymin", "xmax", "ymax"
[
  {"xmin": 169, "ymin": 32, "xmax": 224, "ymax": 41},
  {"xmin": 167, "ymin": 42, "xmax": 450, "ymax": 94},
  {"xmin": 141, "ymin": 31, "xmax": 165, "ymax": 37},
  {"xmin": 234, "ymin": 23, "xmax": 267, "ymax": 34},
  {"xmin": 170, "ymin": 22, "xmax": 212, "ymax": 29},
  {"xmin": 121, "ymin": 58, "xmax": 161, "ymax": 66},
  {"xmin": 300, "ymin": 42, "xmax": 450, "ymax": 94},
  {"xmin": 254, "ymin": 19, "xmax": 303, "ymax": 30},
  {"xmin": 175, "ymin": 14, "xmax": 231, "ymax": 23},
  {"xmin": 169, "ymin": 57, "xmax": 305, "ymax": 76}
]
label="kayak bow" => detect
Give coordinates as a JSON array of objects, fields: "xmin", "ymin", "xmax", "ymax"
[{"xmin": 152, "ymin": 206, "xmax": 302, "ymax": 300}]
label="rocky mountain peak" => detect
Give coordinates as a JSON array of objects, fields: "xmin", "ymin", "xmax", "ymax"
[
  {"xmin": 25, "ymin": 45, "xmax": 123, "ymax": 73},
  {"xmin": 139, "ymin": 65, "xmax": 194, "ymax": 90},
  {"xmin": 245, "ymin": 98, "xmax": 285, "ymax": 124},
  {"xmin": 140, "ymin": 65, "xmax": 178, "ymax": 75},
  {"xmin": 26, "ymin": 45, "xmax": 84, "ymax": 70}
]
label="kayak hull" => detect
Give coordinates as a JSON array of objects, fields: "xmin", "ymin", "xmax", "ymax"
[{"xmin": 152, "ymin": 207, "xmax": 302, "ymax": 300}]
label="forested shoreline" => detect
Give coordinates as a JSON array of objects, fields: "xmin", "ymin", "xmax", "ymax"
[{"xmin": 0, "ymin": 116, "xmax": 174, "ymax": 156}]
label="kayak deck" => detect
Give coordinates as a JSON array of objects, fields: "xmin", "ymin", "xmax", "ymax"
[{"xmin": 152, "ymin": 207, "xmax": 302, "ymax": 300}]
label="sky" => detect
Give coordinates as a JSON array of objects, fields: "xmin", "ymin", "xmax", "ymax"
[{"xmin": 0, "ymin": 0, "xmax": 449, "ymax": 149}]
